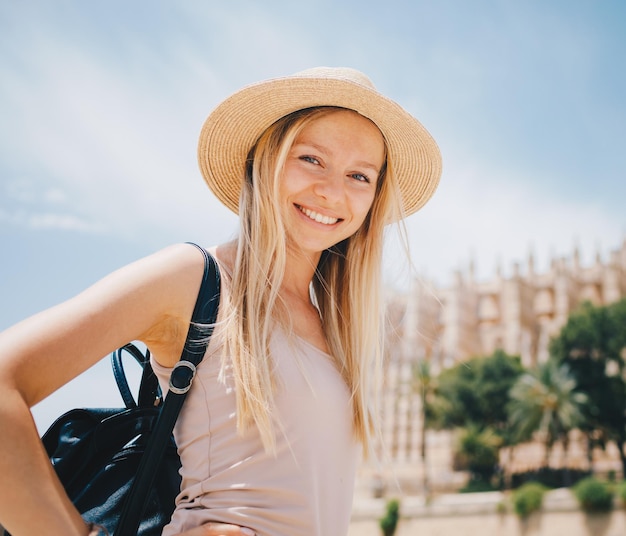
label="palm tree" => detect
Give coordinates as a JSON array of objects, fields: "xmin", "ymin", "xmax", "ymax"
[
  {"xmin": 508, "ymin": 359, "xmax": 588, "ymax": 468},
  {"xmin": 411, "ymin": 360, "xmax": 436, "ymax": 497}
]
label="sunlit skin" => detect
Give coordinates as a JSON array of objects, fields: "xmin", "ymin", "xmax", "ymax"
[
  {"xmin": 0, "ymin": 109, "xmax": 386, "ymax": 536},
  {"xmin": 280, "ymin": 109, "xmax": 386, "ymax": 267},
  {"xmin": 175, "ymin": 522, "xmax": 255, "ymax": 536},
  {"xmin": 172, "ymin": 111, "xmax": 387, "ymax": 536}
]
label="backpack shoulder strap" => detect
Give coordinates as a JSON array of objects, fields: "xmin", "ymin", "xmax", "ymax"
[{"xmin": 115, "ymin": 242, "xmax": 221, "ymax": 535}]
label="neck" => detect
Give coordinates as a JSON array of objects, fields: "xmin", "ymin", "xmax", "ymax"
[{"xmin": 281, "ymin": 246, "xmax": 321, "ymax": 302}]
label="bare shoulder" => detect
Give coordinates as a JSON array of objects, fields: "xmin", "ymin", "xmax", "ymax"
[
  {"xmin": 0, "ymin": 243, "xmax": 211, "ymax": 405},
  {"xmin": 86, "ymin": 242, "xmax": 208, "ymax": 325},
  {"xmin": 129, "ymin": 243, "xmax": 212, "ymax": 364},
  {"xmin": 132, "ymin": 242, "xmax": 208, "ymax": 289}
]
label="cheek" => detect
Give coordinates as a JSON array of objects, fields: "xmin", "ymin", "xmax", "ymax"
[
  {"xmin": 355, "ymin": 192, "xmax": 376, "ymax": 222},
  {"xmin": 278, "ymin": 169, "xmax": 295, "ymax": 206},
  {"xmin": 279, "ymin": 163, "xmax": 303, "ymax": 198}
]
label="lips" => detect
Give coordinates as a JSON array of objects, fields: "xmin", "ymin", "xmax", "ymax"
[{"xmin": 296, "ymin": 205, "xmax": 341, "ymax": 225}]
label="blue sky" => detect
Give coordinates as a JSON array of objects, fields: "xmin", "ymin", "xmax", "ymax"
[{"xmin": 1, "ymin": 0, "xmax": 625, "ymax": 429}]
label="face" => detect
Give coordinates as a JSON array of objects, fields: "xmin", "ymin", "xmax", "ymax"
[{"xmin": 279, "ymin": 109, "xmax": 385, "ymax": 260}]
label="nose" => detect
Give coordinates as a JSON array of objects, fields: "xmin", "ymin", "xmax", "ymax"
[{"xmin": 313, "ymin": 170, "xmax": 345, "ymax": 204}]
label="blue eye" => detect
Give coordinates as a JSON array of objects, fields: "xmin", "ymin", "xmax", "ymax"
[
  {"xmin": 300, "ymin": 155, "xmax": 320, "ymax": 165},
  {"xmin": 351, "ymin": 173, "xmax": 370, "ymax": 183}
]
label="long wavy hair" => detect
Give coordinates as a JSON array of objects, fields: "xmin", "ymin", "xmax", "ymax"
[{"xmin": 222, "ymin": 106, "xmax": 403, "ymax": 455}]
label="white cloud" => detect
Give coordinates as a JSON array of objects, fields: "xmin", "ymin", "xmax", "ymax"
[
  {"xmin": 400, "ymin": 158, "xmax": 623, "ymax": 287},
  {"xmin": 0, "ymin": 25, "xmax": 243, "ymax": 245},
  {"xmin": 1, "ymin": 0, "xmax": 624, "ymax": 283}
]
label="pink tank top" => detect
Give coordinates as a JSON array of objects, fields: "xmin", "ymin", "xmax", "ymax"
[{"xmin": 152, "ymin": 307, "xmax": 358, "ymax": 535}]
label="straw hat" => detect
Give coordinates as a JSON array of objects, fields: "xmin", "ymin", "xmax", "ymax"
[{"xmin": 198, "ymin": 67, "xmax": 442, "ymax": 218}]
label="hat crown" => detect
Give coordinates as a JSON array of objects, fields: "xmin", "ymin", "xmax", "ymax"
[{"xmin": 294, "ymin": 66, "xmax": 376, "ymax": 91}]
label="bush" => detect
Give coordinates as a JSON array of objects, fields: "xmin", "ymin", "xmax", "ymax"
[
  {"xmin": 617, "ymin": 480, "xmax": 626, "ymax": 506},
  {"xmin": 455, "ymin": 426, "xmax": 501, "ymax": 484},
  {"xmin": 379, "ymin": 498, "xmax": 400, "ymax": 536},
  {"xmin": 510, "ymin": 467, "xmax": 590, "ymax": 489},
  {"xmin": 460, "ymin": 477, "xmax": 498, "ymax": 493},
  {"xmin": 574, "ymin": 477, "xmax": 614, "ymax": 512},
  {"xmin": 512, "ymin": 482, "xmax": 548, "ymax": 518}
]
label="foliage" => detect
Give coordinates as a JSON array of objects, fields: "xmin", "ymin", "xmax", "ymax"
[
  {"xmin": 434, "ymin": 350, "xmax": 524, "ymax": 442},
  {"xmin": 512, "ymin": 482, "xmax": 548, "ymax": 518},
  {"xmin": 549, "ymin": 299, "xmax": 626, "ymax": 475},
  {"xmin": 411, "ymin": 360, "xmax": 436, "ymax": 495},
  {"xmin": 379, "ymin": 498, "xmax": 400, "ymax": 536},
  {"xmin": 496, "ymin": 500, "xmax": 508, "ymax": 514},
  {"xmin": 573, "ymin": 477, "xmax": 614, "ymax": 512},
  {"xmin": 459, "ymin": 477, "xmax": 498, "ymax": 493},
  {"xmin": 507, "ymin": 359, "xmax": 587, "ymax": 465},
  {"xmin": 429, "ymin": 351, "xmax": 522, "ymax": 488},
  {"xmin": 510, "ymin": 467, "xmax": 590, "ymax": 489},
  {"xmin": 411, "ymin": 360, "xmax": 437, "ymax": 426},
  {"xmin": 618, "ymin": 480, "xmax": 626, "ymax": 505},
  {"xmin": 454, "ymin": 425, "xmax": 502, "ymax": 485}
]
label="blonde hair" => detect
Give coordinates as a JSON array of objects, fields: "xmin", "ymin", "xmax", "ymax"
[{"xmin": 223, "ymin": 107, "xmax": 403, "ymax": 454}]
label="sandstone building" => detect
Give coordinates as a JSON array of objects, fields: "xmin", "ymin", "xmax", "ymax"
[{"xmin": 361, "ymin": 240, "xmax": 626, "ymax": 496}]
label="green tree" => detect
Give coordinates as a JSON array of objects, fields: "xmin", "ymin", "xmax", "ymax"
[
  {"xmin": 411, "ymin": 360, "xmax": 436, "ymax": 496},
  {"xmin": 549, "ymin": 299, "xmax": 626, "ymax": 476},
  {"xmin": 508, "ymin": 359, "xmax": 587, "ymax": 467},
  {"xmin": 434, "ymin": 350, "xmax": 524, "ymax": 439},
  {"xmin": 455, "ymin": 425, "xmax": 502, "ymax": 488},
  {"xmin": 432, "ymin": 350, "xmax": 524, "ymax": 488}
]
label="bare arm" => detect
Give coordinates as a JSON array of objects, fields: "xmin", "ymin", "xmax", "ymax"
[
  {"xmin": 0, "ymin": 243, "xmax": 206, "ymax": 535},
  {"xmin": 175, "ymin": 523, "xmax": 255, "ymax": 536}
]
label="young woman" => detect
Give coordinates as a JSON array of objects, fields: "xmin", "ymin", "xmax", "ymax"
[{"xmin": 0, "ymin": 67, "xmax": 441, "ymax": 536}]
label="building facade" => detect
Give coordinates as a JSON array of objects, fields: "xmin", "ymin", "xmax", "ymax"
[
  {"xmin": 360, "ymin": 240, "xmax": 626, "ymax": 496},
  {"xmin": 403, "ymin": 239, "xmax": 626, "ymax": 370}
]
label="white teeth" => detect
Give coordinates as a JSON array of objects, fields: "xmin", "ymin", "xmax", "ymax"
[{"xmin": 299, "ymin": 206, "xmax": 339, "ymax": 225}]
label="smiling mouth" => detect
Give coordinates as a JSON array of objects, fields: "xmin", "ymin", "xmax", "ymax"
[{"xmin": 296, "ymin": 205, "xmax": 341, "ymax": 225}]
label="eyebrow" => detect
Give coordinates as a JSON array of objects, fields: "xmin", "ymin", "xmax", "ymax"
[{"xmin": 293, "ymin": 141, "xmax": 382, "ymax": 175}]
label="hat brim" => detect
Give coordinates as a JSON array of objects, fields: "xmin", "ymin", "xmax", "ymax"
[{"xmin": 198, "ymin": 74, "xmax": 442, "ymax": 218}]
